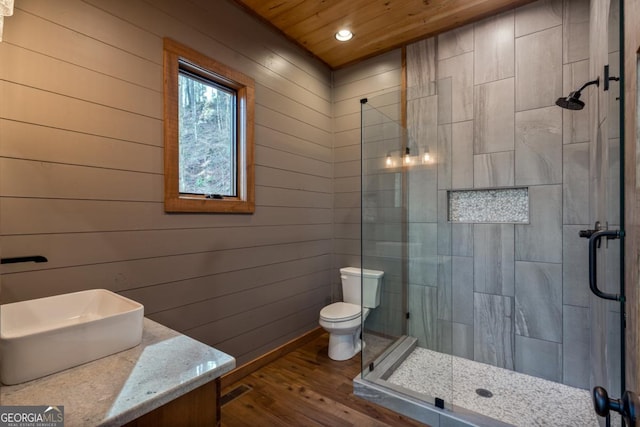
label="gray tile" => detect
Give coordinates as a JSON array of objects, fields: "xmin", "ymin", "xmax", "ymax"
[
  {"xmin": 515, "ymin": 106, "xmax": 562, "ymax": 185},
  {"xmin": 408, "ymin": 96, "xmax": 438, "ymax": 154},
  {"xmin": 452, "ymin": 224, "xmax": 473, "ymax": 256},
  {"xmin": 474, "ymin": 10, "xmax": 515, "ymax": 85},
  {"xmin": 515, "ymin": 185, "xmax": 562, "ymax": 263},
  {"xmin": 438, "ymin": 256, "xmax": 452, "ymax": 321},
  {"xmin": 383, "ymin": 273, "xmax": 405, "ymax": 295},
  {"xmin": 452, "ymin": 120, "xmax": 474, "ymax": 188},
  {"xmin": 408, "ymin": 284, "xmax": 439, "ymax": 350},
  {"xmin": 452, "ymin": 256, "xmax": 474, "ymax": 325},
  {"xmin": 409, "ymin": 223, "xmax": 438, "ymax": 260},
  {"xmin": 362, "ymin": 256, "xmax": 401, "ymax": 278},
  {"xmin": 474, "ymin": 78, "xmax": 515, "ymax": 154},
  {"xmin": 438, "ymin": 222, "xmax": 452, "ymax": 257},
  {"xmin": 607, "ymin": 53, "xmax": 621, "ymax": 139},
  {"xmin": 606, "ymin": 310, "xmax": 623, "ymax": 394},
  {"xmin": 608, "ymin": 0, "xmax": 620, "ymax": 54},
  {"xmin": 438, "ymin": 78, "xmax": 453, "ymax": 125},
  {"xmin": 515, "ymin": 335, "xmax": 562, "ymax": 382},
  {"xmin": 438, "ymin": 124, "xmax": 452, "ymax": 190},
  {"xmin": 563, "ymin": 142, "xmax": 590, "ymax": 225},
  {"xmin": 452, "ymin": 322, "xmax": 474, "ymax": 360},
  {"xmin": 438, "ymin": 190, "xmax": 451, "ymax": 255},
  {"xmin": 438, "ymin": 319, "xmax": 453, "ymax": 354},
  {"xmin": 563, "ymin": 225, "xmax": 590, "ymax": 307},
  {"xmin": 474, "ymin": 151, "xmax": 515, "ymax": 188},
  {"xmin": 438, "ymin": 199, "xmax": 451, "ymax": 255},
  {"xmin": 365, "ymin": 237, "xmax": 402, "ymax": 259},
  {"xmin": 362, "ymin": 223, "xmax": 401, "ymax": 242},
  {"xmin": 516, "ymin": 26, "xmax": 562, "ymax": 111},
  {"xmin": 407, "ymin": 37, "xmax": 437, "ymax": 100},
  {"xmin": 563, "ymin": 0, "xmax": 590, "ymax": 63},
  {"xmin": 590, "ymin": 298, "xmax": 608, "ymax": 391},
  {"xmin": 408, "ymin": 167, "xmax": 438, "ymax": 222},
  {"xmin": 367, "ymin": 291, "xmax": 404, "ymax": 337},
  {"xmin": 603, "ymin": 233, "xmax": 621, "ymax": 297},
  {"xmin": 409, "ymin": 256, "xmax": 438, "ymax": 288},
  {"xmin": 608, "ymin": 138, "xmax": 621, "ymax": 225},
  {"xmin": 364, "ymin": 293, "xmax": 399, "ymax": 329},
  {"xmin": 563, "ymin": 305, "xmax": 590, "ymax": 389},
  {"xmin": 515, "ymin": 0, "xmax": 562, "ymax": 37},
  {"xmin": 474, "ymin": 224, "xmax": 515, "ymax": 297},
  {"xmin": 515, "ymin": 261, "xmax": 562, "ymax": 342},
  {"xmin": 474, "ymin": 293, "xmax": 514, "ymax": 369},
  {"xmin": 408, "ymin": 222, "xmax": 438, "ymax": 288},
  {"xmin": 438, "ymin": 51, "xmax": 474, "ymax": 123},
  {"xmin": 363, "ymin": 170, "xmax": 399, "ymax": 192},
  {"xmin": 562, "ymin": 60, "xmax": 590, "ymax": 144},
  {"xmin": 438, "ymin": 23, "xmax": 474, "ymax": 60}
]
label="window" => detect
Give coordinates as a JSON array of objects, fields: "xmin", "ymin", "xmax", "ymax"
[{"xmin": 163, "ymin": 38, "xmax": 255, "ymax": 213}]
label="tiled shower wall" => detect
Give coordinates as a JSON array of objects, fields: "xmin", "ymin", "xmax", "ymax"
[{"xmin": 404, "ymin": 0, "xmax": 620, "ymax": 389}]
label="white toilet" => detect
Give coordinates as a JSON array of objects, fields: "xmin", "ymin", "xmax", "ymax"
[{"xmin": 319, "ymin": 267, "xmax": 384, "ymax": 361}]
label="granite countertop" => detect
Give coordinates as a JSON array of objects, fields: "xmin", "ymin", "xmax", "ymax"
[{"xmin": 0, "ymin": 318, "xmax": 236, "ymax": 426}]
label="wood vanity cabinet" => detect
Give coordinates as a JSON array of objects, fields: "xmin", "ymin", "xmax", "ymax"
[{"xmin": 124, "ymin": 379, "xmax": 220, "ymax": 427}]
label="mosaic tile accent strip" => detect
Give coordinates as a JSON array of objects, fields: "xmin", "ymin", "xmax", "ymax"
[{"xmin": 448, "ymin": 188, "xmax": 529, "ymax": 223}]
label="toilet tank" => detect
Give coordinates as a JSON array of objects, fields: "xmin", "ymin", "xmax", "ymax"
[{"xmin": 339, "ymin": 267, "xmax": 384, "ymax": 308}]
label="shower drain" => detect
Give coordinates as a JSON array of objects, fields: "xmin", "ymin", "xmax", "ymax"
[{"xmin": 475, "ymin": 388, "xmax": 493, "ymax": 398}]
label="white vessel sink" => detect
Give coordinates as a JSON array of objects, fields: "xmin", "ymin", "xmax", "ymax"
[{"xmin": 0, "ymin": 289, "xmax": 144, "ymax": 385}]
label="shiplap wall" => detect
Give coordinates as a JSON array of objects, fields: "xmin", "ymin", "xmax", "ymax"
[
  {"xmin": 332, "ymin": 51, "xmax": 403, "ymax": 299},
  {"xmin": 0, "ymin": 0, "xmax": 333, "ymax": 366}
]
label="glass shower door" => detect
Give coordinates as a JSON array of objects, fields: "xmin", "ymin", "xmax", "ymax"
[
  {"xmin": 588, "ymin": 0, "xmax": 625, "ymax": 424},
  {"xmin": 360, "ymin": 95, "xmax": 407, "ymax": 372},
  {"xmin": 360, "ymin": 92, "xmax": 454, "ymax": 410}
]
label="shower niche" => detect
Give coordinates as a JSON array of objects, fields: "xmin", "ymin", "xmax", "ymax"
[{"xmin": 447, "ymin": 188, "xmax": 529, "ymax": 223}]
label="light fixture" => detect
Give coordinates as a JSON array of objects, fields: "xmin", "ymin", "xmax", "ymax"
[
  {"xmin": 422, "ymin": 147, "xmax": 432, "ymax": 164},
  {"xmin": 335, "ymin": 29, "xmax": 353, "ymax": 42},
  {"xmin": 384, "ymin": 146, "xmax": 432, "ymax": 168},
  {"xmin": 403, "ymin": 147, "xmax": 413, "ymax": 165},
  {"xmin": 0, "ymin": 0, "xmax": 14, "ymax": 42}
]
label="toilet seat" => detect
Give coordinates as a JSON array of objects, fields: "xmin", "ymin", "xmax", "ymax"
[{"xmin": 320, "ymin": 302, "xmax": 360, "ymax": 322}]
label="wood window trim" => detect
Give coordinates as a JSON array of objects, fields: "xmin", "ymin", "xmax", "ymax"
[{"xmin": 163, "ymin": 38, "xmax": 255, "ymax": 213}]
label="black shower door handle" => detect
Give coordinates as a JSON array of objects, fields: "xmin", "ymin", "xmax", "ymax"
[{"xmin": 588, "ymin": 229, "xmax": 622, "ymax": 301}]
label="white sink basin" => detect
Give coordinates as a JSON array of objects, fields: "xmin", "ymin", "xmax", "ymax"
[{"xmin": 0, "ymin": 289, "xmax": 144, "ymax": 385}]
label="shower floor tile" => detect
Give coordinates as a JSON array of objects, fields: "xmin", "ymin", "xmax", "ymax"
[{"xmin": 387, "ymin": 347, "xmax": 599, "ymax": 426}]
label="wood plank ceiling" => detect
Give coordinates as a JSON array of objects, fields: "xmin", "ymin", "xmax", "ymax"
[{"xmin": 232, "ymin": 0, "xmax": 536, "ymax": 69}]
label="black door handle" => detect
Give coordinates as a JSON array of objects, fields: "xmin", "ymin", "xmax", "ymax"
[
  {"xmin": 588, "ymin": 230, "xmax": 622, "ymax": 301},
  {"xmin": 579, "ymin": 229, "xmax": 596, "ymax": 238},
  {"xmin": 594, "ymin": 386, "xmax": 638, "ymax": 427},
  {"xmin": 579, "ymin": 221, "xmax": 602, "ymax": 239}
]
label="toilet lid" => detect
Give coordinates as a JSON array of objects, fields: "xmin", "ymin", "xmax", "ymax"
[{"xmin": 320, "ymin": 302, "xmax": 361, "ymax": 322}]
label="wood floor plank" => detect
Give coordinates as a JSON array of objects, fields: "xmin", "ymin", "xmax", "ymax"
[
  {"xmin": 220, "ymin": 332, "xmax": 428, "ymax": 426},
  {"xmin": 249, "ymin": 368, "xmax": 384, "ymax": 426}
]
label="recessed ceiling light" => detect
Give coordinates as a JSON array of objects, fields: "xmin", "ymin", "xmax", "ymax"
[{"xmin": 335, "ymin": 29, "xmax": 353, "ymax": 42}]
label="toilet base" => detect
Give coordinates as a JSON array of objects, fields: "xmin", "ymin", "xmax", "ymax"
[{"xmin": 327, "ymin": 330, "xmax": 362, "ymax": 361}]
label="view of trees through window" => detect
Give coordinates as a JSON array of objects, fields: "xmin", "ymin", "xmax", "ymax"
[{"xmin": 178, "ymin": 69, "xmax": 236, "ymax": 197}]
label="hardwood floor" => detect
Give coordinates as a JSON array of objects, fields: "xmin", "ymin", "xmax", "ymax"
[{"xmin": 220, "ymin": 332, "xmax": 428, "ymax": 426}]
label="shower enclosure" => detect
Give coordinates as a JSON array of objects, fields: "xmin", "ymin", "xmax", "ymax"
[{"xmin": 355, "ymin": 0, "xmax": 624, "ymax": 425}]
